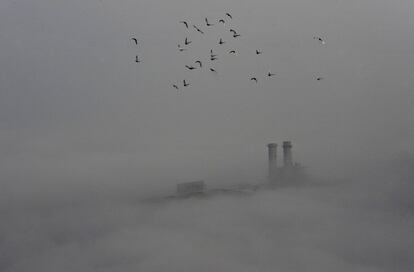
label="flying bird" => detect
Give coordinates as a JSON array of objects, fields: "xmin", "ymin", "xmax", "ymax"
[
  {"xmin": 210, "ymin": 68, "xmax": 217, "ymax": 73},
  {"xmin": 131, "ymin": 38, "xmax": 138, "ymax": 45},
  {"xmin": 195, "ymin": 60, "xmax": 202, "ymax": 67},
  {"xmin": 313, "ymin": 36, "xmax": 326, "ymax": 45},
  {"xmin": 230, "ymin": 29, "xmax": 240, "ymax": 38},
  {"xmin": 316, "ymin": 76, "xmax": 324, "ymax": 81},
  {"xmin": 193, "ymin": 25, "xmax": 204, "ymax": 34},
  {"xmin": 226, "ymin": 12, "xmax": 233, "ymax": 19},
  {"xmin": 219, "ymin": 38, "xmax": 225, "ymax": 45},
  {"xmin": 210, "ymin": 49, "xmax": 217, "ymax": 58},
  {"xmin": 185, "ymin": 65, "xmax": 196, "ymax": 70},
  {"xmin": 210, "ymin": 56, "xmax": 218, "ymax": 61},
  {"xmin": 250, "ymin": 77, "xmax": 258, "ymax": 83},
  {"xmin": 267, "ymin": 71, "xmax": 275, "ymax": 77},
  {"xmin": 229, "ymin": 50, "xmax": 236, "ymax": 54},
  {"xmin": 178, "ymin": 44, "xmax": 187, "ymax": 52},
  {"xmin": 256, "ymin": 49, "xmax": 262, "ymax": 55},
  {"xmin": 172, "ymin": 84, "xmax": 179, "ymax": 90},
  {"xmin": 179, "ymin": 48, "xmax": 187, "ymax": 52},
  {"xmin": 180, "ymin": 21, "xmax": 189, "ymax": 28},
  {"xmin": 184, "ymin": 37, "xmax": 191, "ymax": 45},
  {"xmin": 219, "ymin": 19, "xmax": 225, "ymax": 24},
  {"xmin": 183, "ymin": 79, "xmax": 190, "ymax": 87},
  {"xmin": 205, "ymin": 18, "xmax": 214, "ymax": 26},
  {"xmin": 135, "ymin": 55, "xmax": 141, "ymax": 63}
]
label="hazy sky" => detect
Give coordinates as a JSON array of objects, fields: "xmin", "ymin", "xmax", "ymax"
[
  {"xmin": 1, "ymin": 1, "xmax": 414, "ymax": 270},
  {"xmin": 1, "ymin": 0, "xmax": 414, "ymax": 189}
]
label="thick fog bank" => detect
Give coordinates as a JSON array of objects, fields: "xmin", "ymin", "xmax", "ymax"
[{"xmin": 1, "ymin": 156, "xmax": 413, "ymax": 272}]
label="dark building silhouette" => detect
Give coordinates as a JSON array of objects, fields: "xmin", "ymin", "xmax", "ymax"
[
  {"xmin": 267, "ymin": 143, "xmax": 278, "ymax": 180},
  {"xmin": 283, "ymin": 141, "xmax": 293, "ymax": 168},
  {"xmin": 267, "ymin": 141, "xmax": 304, "ymax": 185}
]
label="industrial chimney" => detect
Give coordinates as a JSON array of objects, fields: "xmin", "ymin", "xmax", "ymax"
[
  {"xmin": 267, "ymin": 143, "xmax": 278, "ymax": 179},
  {"xmin": 283, "ymin": 141, "xmax": 293, "ymax": 167}
]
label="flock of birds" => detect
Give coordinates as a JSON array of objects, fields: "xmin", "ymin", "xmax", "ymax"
[{"xmin": 130, "ymin": 12, "xmax": 326, "ymax": 91}]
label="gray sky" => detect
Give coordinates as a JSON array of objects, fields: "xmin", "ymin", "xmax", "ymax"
[
  {"xmin": 1, "ymin": 1, "xmax": 414, "ymax": 271},
  {"xmin": 1, "ymin": 0, "xmax": 414, "ymax": 189}
]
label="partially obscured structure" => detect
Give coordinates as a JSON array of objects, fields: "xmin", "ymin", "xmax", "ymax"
[
  {"xmin": 282, "ymin": 141, "xmax": 293, "ymax": 168},
  {"xmin": 267, "ymin": 143, "xmax": 278, "ymax": 179},
  {"xmin": 267, "ymin": 141, "xmax": 304, "ymax": 185},
  {"xmin": 171, "ymin": 141, "xmax": 305, "ymax": 199}
]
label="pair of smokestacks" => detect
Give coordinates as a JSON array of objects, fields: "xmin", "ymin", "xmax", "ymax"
[{"xmin": 267, "ymin": 141, "xmax": 293, "ymax": 179}]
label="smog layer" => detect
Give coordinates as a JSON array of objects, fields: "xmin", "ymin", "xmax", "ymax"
[
  {"xmin": 1, "ymin": 0, "xmax": 414, "ymax": 271},
  {"xmin": 2, "ymin": 158, "xmax": 414, "ymax": 272}
]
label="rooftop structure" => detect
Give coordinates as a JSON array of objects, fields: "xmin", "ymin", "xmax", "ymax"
[
  {"xmin": 267, "ymin": 141, "xmax": 304, "ymax": 185},
  {"xmin": 167, "ymin": 141, "xmax": 305, "ymax": 200}
]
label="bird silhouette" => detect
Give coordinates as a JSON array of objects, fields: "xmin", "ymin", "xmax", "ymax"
[
  {"xmin": 185, "ymin": 65, "xmax": 196, "ymax": 70},
  {"xmin": 250, "ymin": 77, "xmax": 258, "ymax": 83},
  {"xmin": 256, "ymin": 49, "xmax": 262, "ymax": 55},
  {"xmin": 210, "ymin": 49, "xmax": 217, "ymax": 58},
  {"xmin": 193, "ymin": 25, "xmax": 204, "ymax": 34},
  {"xmin": 135, "ymin": 55, "xmax": 141, "ymax": 63},
  {"xmin": 184, "ymin": 37, "xmax": 191, "ymax": 45},
  {"xmin": 230, "ymin": 29, "xmax": 240, "ymax": 38},
  {"xmin": 226, "ymin": 12, "xmax": 233, "ymax": 19},
  {"xmin": 219, "ymin": 38, "xmax": 225, "ymax": 45},
  {"xmin": 313, "ymin": 36, "xmax": 326, "ymax": 45},
  {"xmin": 178, "ymin": 45, "xmax": 187, "ymax": 52},
  {"xmin": 229, "ymin": 50, "xmax": 236, "ymax": 54},
  {"xmin": 316, "ymin": 77, "xmax": 323, "ymax": 81},
  {"xmin": 195, "ymin": 60, "xmax": 202, "ymax": 68},
  {"xmin": 210, "ymin": 68, "xmax": 217, "ymax": 73},
  {"xmin": 267, "ymin": 71, "xmax": 275, "ymax": 77},
  {"xmin": 183, "ymin": 80, "xmax": 190, "ymax": 87},
  {"xmin": 180, "ymin": 21, "xmax": 189, "ymax": 29},
  {"xmin": 219, "ymin": 19, "xmax": 225, "ymax": 24},
  {"xmin": 131, "ymin": 38, "xmax": 138, "ymax": 45},
  {"xmin": 172, "ymin": 84, "xmax": 179, "ymax": 90},
  {"xmin": 205, "ymin": 18, "xmax": 214, "ymax": 26}
]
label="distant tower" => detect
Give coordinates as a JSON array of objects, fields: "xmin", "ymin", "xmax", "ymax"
[
  {"xmin": 267, "ymin": 143, "xmax": 278, "ymax": 179},
  {"xmin": 283, "ymin": 141, "xmax": 293, "ymax": 167}
]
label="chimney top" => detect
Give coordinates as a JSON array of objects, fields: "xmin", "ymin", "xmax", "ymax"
[{"xmin": 283, "ymin": 141, "xmax": 292, "ymax": 147}]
